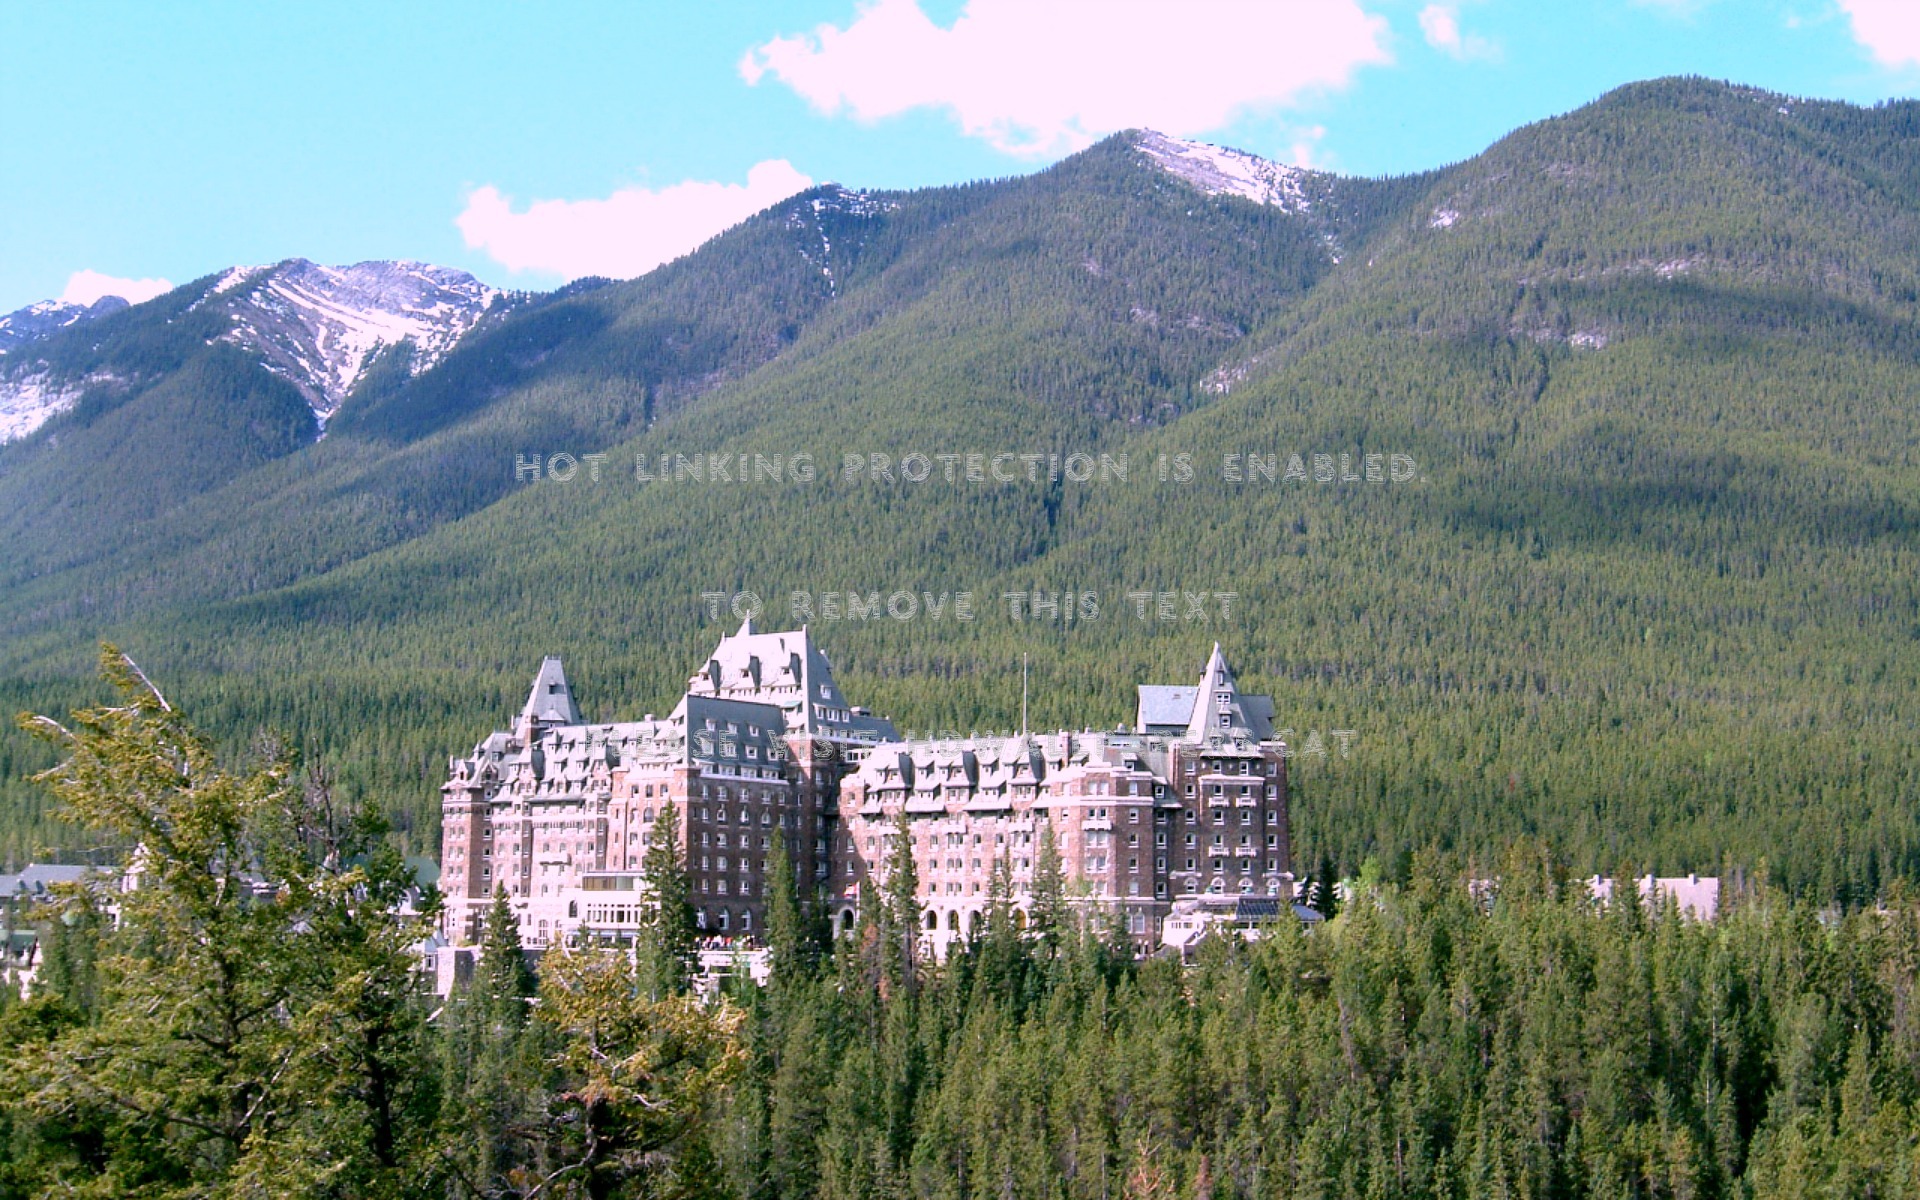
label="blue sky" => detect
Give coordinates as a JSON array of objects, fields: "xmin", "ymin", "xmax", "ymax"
[{"xmin": 2, "ymin": 0, "xmax": 1916, "ymax": 312}]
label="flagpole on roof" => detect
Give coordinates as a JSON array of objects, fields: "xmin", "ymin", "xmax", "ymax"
[{"xmin": 1021, "ymin": 653, "xmax": 1029, "ymax": 738}]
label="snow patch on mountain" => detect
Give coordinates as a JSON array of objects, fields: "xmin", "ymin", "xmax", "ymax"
[
  {"xmin": 1135, "ymin": 131, "xmax": 1315, "ymax": 213},
  {"xmin": 0, "ymin": 296, "xmax": 134, "ymax": 441},
  {"xmin": 787, "ymin": 186, "xmax": 897, "ymax": 297},
  {"xmin": 0, "ymin": 295, "xmax": 128, "ymax": 357},
  {"xmin": 810, "ymin": 186, "xmax": 896, "ymax": 219},
  {"xmin": 207, "ymin": 259, "xmax": 502, "ymax": 423},
  {"xmin": 204, "ymin": 265, "xmax": 268, "ymax": 301},
  {"xmin": 0, "ymin": 370, "xmax": 86, "ymax": 443}
]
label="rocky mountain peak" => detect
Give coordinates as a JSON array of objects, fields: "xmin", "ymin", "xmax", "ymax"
[
  {"xmin": 1134, "ymin": 130, "xmax": 1319, "ymax": 213},
  {"xmin": 199, "ymin": 259, "xmax": 505, "ymax": 424},
  {"xmin": 0, "ymin": 294, "xmax": 129, "ymax": 357}
]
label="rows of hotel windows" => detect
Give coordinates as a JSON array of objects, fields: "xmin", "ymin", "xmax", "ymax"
[
  {"xmin": 525, "ymin": 903, "xmax": 760, "ymax": 947},
  {"xmin": 445, "ymin": 774, "xmax": 813, "ymax": 889}
]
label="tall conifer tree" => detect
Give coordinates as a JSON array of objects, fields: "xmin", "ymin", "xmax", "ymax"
[{"xmin": 638, "ymin": 797, "xmax": 697, "ymax": 998}]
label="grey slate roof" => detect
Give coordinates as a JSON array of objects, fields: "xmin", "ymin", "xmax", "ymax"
[
  {"xmin": 1137, "ymin": 648, "xmax": 1276, "ymax": 742},
  {"xmin": 686, "ymin": 619, "xmax": 897, "ymax": 743},
  {"xmin": 523, "ymin": 656, "xmax": 583, "ymax": 725},
  {"xmin": 1184, "ymin": 645, "xmax": 1274, "ymax": 743},
  {"xmin": 1136, "ymin": 685, "xmax": 1199, "ymax": 732},
  {"xmin": 0, "ymin": 863, "xmax": 92, "ymax": 900}
]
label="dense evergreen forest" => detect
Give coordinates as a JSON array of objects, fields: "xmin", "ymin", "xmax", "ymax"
[
  {"xmin": 2, "ymin": 78, "xmax": 1919, "ymax": 903},
  {"xmin": 8, "ymin": 650, "xmax": 1920, "ymax": 1199}
]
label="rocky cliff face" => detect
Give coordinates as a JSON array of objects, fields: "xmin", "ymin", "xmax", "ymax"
[
  {"xmin": 197, "ymin": 259, "xmax": 506, "ymax": 426},
  {"xmin": 0, "ymin": 260, "xmax": 507, "ymax": 443}
]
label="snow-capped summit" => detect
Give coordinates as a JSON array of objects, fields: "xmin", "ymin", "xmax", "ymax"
[
  {"xmin": 0, "ymin": 294, "xmax": 128, "ymax": 357},
  {"xmin": 202, "ymin": 259, "xmax": 505, "ymax": 423},
  {"xmin": 0, "ymin": 259, "xmax": 508, "ymax": 445},
  {"xmin": 1134, "ymin": 131, "xmax": 1317, "ymax": 213}
]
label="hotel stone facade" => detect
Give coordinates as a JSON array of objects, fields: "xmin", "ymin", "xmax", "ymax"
[{"xmin": 439, "ymin": 623, "xmax": 1291, "ymax": 955}]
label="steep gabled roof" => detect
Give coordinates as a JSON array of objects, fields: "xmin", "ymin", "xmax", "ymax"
[
  {"xmin": 522, "ymin": 656, "xmax": 583, "ymax": 725},
  {"xmin": 1138, "ymin": 649, "xmax": 1275, "ymax": 742},
  {"xmin": 1184, "ymin": 644, "xmax": 1272, "ymax": 743}
]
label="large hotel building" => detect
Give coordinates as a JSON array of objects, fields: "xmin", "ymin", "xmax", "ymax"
[{"xmin": 438, "ymin": 623, "xmax": 1291, "ymax": 955}]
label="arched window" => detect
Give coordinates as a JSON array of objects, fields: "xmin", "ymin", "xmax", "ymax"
[
  {"xmin": 841, "ymin": 909, "xmax": 856, "ymax": 931},
  {"xmin": 718, "ymin": 910, "xmax": 730, "ymax": 930},
  {"xmin": 947, "ymin": 910, "xmax": 960, "ymax": 932},
  {"xmin": 568, "ymin": 901, "xmax": 577, "ymax": 918}
]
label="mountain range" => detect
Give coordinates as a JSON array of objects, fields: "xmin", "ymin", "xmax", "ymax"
[
  {"xmin": 2, "ymin": 77, "xmax": 1917, "ymax": 900},
  {"xmin": 0, "ymin": 258, "xmax": 506, "ymax": 444}
]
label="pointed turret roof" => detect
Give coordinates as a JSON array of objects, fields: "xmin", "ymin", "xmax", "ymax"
[
  {"xmin": 522, "ymin": 655, "xmax": 583, "ymax": 725},
  {"xmin": 1136, "ymin": 646, "xmax": 1276, "ymax": 740},
  {"xmin": 1183, "ymin": 645, "xmax": 1274, "ymax": 743}
]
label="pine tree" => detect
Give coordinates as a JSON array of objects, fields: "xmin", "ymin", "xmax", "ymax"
[
  {"xmin": 1125, "ymin": 1136, "xmax": 1179, "ymax": 1200},
  {"xmin": 1030, "ymin": 817, "xmax": 1067, "ymax": 957},
  {"xmin": 883, "ymin": 808, "xmax": 921, "ymax": 993},
  {"xmin": 478, "ymin": 886, "xmax": 535, "ymax": 1023},
  {"xmin": 12, "ymin": 644, "xmax": 443, "ymax": 1194},
  {"xmin": 638, "ymin": 796, "xmax": 697, "ymax": 998},
  {"xmin": 442, "ymin": 890, "xmax": 543, "ymax": 1198},
  {"xmin": 533, "ymin": 942, "xmax": 747, "ymax": 1197},
  {"xmin": 975, "ymin": 852, "xmax": 1026, "ymax": 1005},
  {"xmin": 1312, "ymin": 851, "xmax": 1341, "ymax": 919},
  {"xmin": 32, "ymin": 889, "xmax": 103, "ymax": 1015},
  {"xmin": 765, "ymin": 832, "xmax": 810, "ymax": 989}
]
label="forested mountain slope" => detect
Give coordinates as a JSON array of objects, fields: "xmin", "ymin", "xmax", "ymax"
[{"xmin": 3, "ymin": 79, "xmax": 1916, "ymax": 899}]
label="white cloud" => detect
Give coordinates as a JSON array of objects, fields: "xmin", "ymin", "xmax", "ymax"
[
  {"xmin": 1838, "ymin": 0, "xmax": 1920, "ymax": 67},
  {"xmin": 60, "ymin": 269, "xmax": 173, "ymax": 307},
  {"xmin": 740, "ymin": 0, "xmax": 1391, "ymax": 157},
  {"xmin": 455, "ymin": 160, "xmax": 815, "ymax": 281},
  {"xmin": 1290, "ymin": 124, "xmax": 1332, "ymax": 169},
  {"xmin": 1417, "ymin": 4, "xmax": 1498, "ymax": 61},
  {"xmin": 1418, "ymin": 4, "xmax": 1461, "ymax": 49}
]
